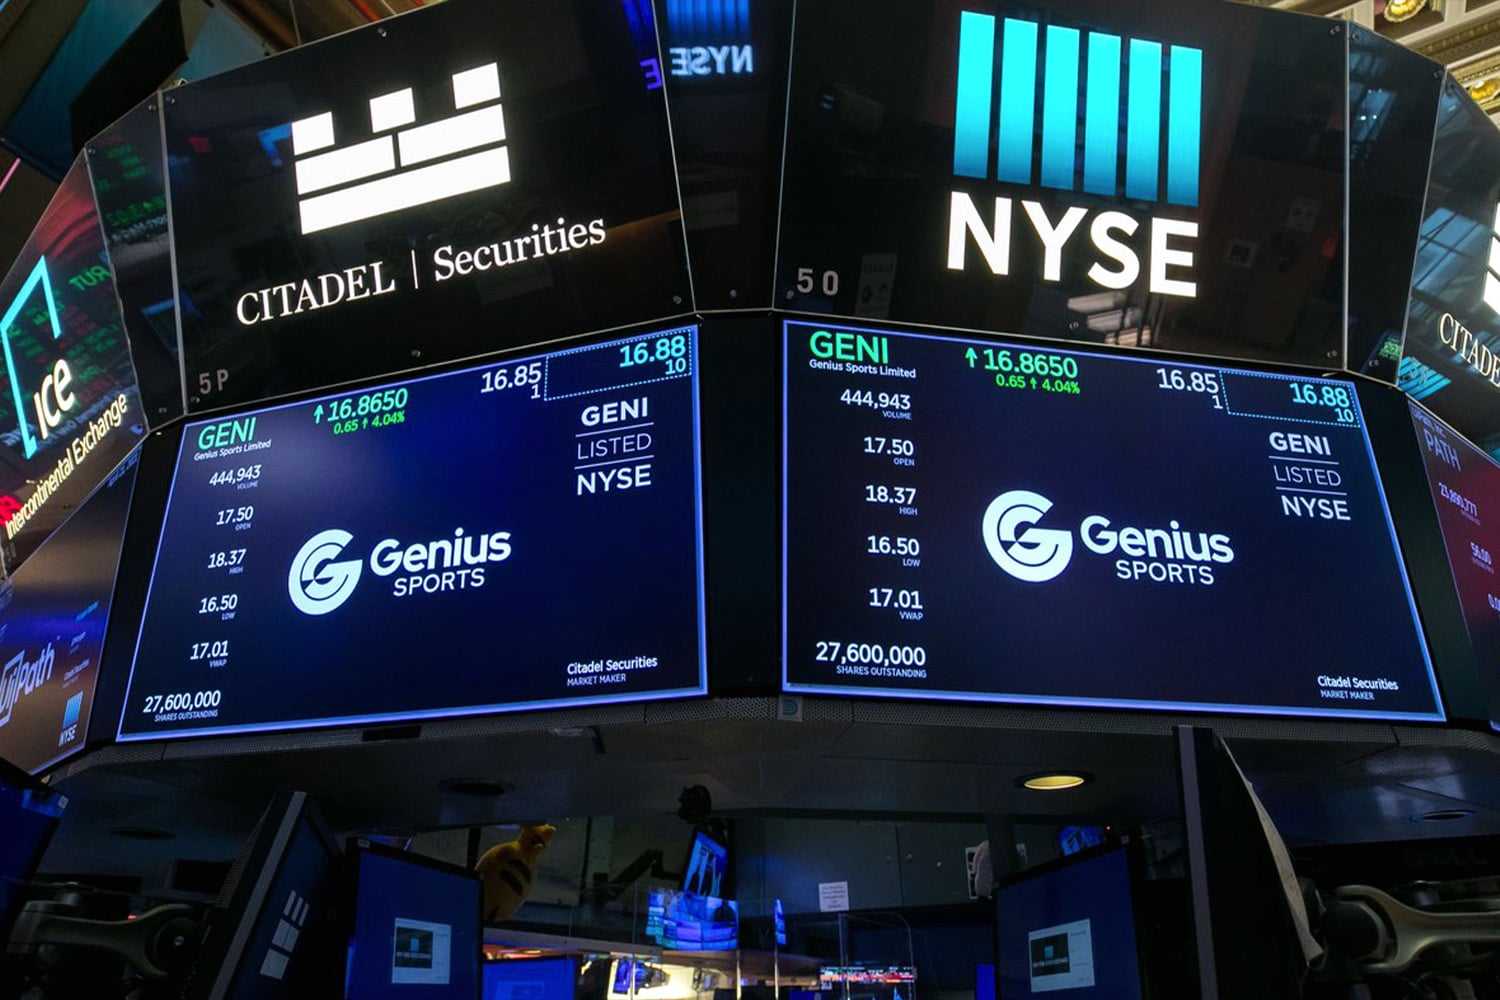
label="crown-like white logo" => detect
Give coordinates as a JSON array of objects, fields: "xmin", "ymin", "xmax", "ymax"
[{"xmin": 290, "ymin": 62, "xmax": 509, "ymax": 235}]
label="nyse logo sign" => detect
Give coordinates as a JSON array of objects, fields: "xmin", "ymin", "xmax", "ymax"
[
  {"xmin": 947, "ymin": 14, "xmax": 1201, "ymax": 297},
  {"xmin": 290, "ymin": 62, "xmax": 509, "ymax": 235}
]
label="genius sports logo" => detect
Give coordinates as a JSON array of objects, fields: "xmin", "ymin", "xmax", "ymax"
[
  {"xmin": 947, "ymin": 13, "xmax": 1202, "ymax": 297},
  {"xmin": 289, "ymin": 62, "xmax": 509, "ymax": 235},
  {"xmin": 982, "ymin": 490, "xmax": 1234, "ymax": 587},
  {"xmin": 287, "ymin": 525, "xmax": 513, "ymax": 615}
]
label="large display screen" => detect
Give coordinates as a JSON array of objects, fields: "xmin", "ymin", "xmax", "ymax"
[
  {"xmin": 1408, "ymin": 403, "xmax": 1500, "ymax": 730},
  {"xmin": 775, "ymin": 0, "xmax": 1348, "ymax": 367},
  {"xmin": 1396, "ymin": 75, "xmax": 1500, "ymax": 457},
  {"xmin": 783, "ymin": 320, "xmax": 1442, "ymax": 718},
  {"xmin": 0, "ymin": 450, "xmax": 138, "ymax": 774},
  {"xmin": 120, "ymin": 328, "xmax": 703, "ymax": 740},
  {"xmin": 0, "ymin": 156, "xmax": 144, "ymax": 572},
  {"xmin": 164, "ymin": 0, "xmax": 691, "ymax": 412}
]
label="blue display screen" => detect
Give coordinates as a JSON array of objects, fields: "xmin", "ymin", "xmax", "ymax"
[
  {"xmin": 347, "ymin": 849, "xmax": 481, "ymax": 999},
  {"xmin": 0, "ymin": 767, "xmax": 64, "ymax": 941},
  {"xmin": 1058, "ymin": 827, "xmax": 1107, "ymax": 857},
  {"xmin": 120, "ymin": 328, "xmax": 705, "ymax": 738},
  {"xmin": 482, "ymin": 958, "xmax": 573, "ymax": 1000},
  {"xmin": 783, "ymin": 321, "xmax": 1442, "ymax": 719},
  {"xmin": 0, "ymin": 451, "xmax": 138, "ymax": 774},
  {"xmin": 996, "ymin": 849, "xmax": 1142, "ymax": 999}
]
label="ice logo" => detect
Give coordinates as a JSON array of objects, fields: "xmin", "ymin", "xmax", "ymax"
[
  {"xmin": 982, "ymin": 490, "xmax": 1073, "ymax": 583},
  {"xmin": 288, "ymin": 529, "xmax": 362, "ymax": 615}
]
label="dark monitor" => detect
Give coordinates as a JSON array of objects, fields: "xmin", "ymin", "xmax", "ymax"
[
  {"xmin": 996, "ymin": 847, "xmax": 1146, "ymax": 999},
  {"xmin": 183, "ymin": 790, "xmax": 345, "ymax": 1000},
  {"xmin": 0, "ymin": 754, "xmax": 65, "ymax": 943},
  {"xmin": 482, "ymin": 956, "xmax": 575, "ymax": 1000},
  {"xmin": 1175, "ymin": 727, "xmax": 1310, "ymax": 1000},
  {"xmin": 345, "ymin": 840, "xmax": 482, "ymax": 999},
  {"xmin": 681, "ymin": 830, "xmax": 728, "ymax": 897}
]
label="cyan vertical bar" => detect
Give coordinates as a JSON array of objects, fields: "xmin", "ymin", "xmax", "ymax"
[
  {"xmin": 1126, "ymin": 38, "xmax": 1162, "ymax": 201},
  {"xmin": 1167, "ymin": 45, "xmax": 1201, "ymax": 206},
  {"xmin": 996, "ymin": 18, "xmax": 1038, "ymax": 185},
  {"xmin": 953, "ymin": 11, "xmax": 996, "ymax": 179},
  {"xmin": 1083, "ymin": 32, "xmax": 1121, "ymax": 197},
  {"xmin": 739, "ymin": 0, "xmax": 749, "ymax": 34},
  {"xmin": 1040, "ymin": 25, "xmax": 1080, "ymax": 191}
]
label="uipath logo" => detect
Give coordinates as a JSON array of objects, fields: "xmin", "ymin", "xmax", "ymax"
[
  {"xmin": 290, "ymin": 62, "xmax": 509, "ymax": 235},
  {"xmin": 287, "ymin": 529, "xmax": 363, "ymax": 615},
  {"xmin": 953, "ymin": 13, "xmax": 1201, "ymax": 206}
]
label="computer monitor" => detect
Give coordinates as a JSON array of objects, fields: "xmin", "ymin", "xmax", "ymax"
[
  {"xmin": 681, "ymin": 830, "xmax": 728, "ymax": 898},
  {"xmin": 482, "ymin": 956, "xmax": 575, "ymax": 1000},
  {"xmin": 818, "ymin": 965, "xmax": 917, "ymax": 1000},
  {"xmin": 995, "ymin": 846, "xmax": 1147, "ymax": 999},
  {"xmin": 345, "ymin": 840, "xmax": 482, "ymax": 999},
  {"xmin": 183, "ymin": 790, "xmax": 345, "ymax": 1000},
  {"xmin": 0, "ymin": 755, "xmax": 66, "ymax": 943}
]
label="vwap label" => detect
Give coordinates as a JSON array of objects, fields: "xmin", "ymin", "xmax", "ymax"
[
  {"xmin": 946, "ymin": 13, "xmax": 1201, "ymax": 297},
  {"xmin": 982, "ymin": 490, "xmax": 1234, "ymax": 587},
  {"xmin": 288, "ymin": 525, "xmax": 513, "ymax": 615}
]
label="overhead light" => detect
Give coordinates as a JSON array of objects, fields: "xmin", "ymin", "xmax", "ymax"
[{"xmin": 1018, "ymin": 772, "xmax": 1091, "ymax": 791}]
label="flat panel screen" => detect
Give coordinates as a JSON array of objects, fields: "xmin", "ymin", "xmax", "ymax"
[
  {"xmin": 1408, "ymin": 402, "xmax": 1500, "ymax": 730},
  {"xmin": 996, "ymin": 848, "xmax": 1143, "ymax": 999},
  {"xmin": 120, "ymin": 327, "xmax": 703, "ymax": 740},
  {"xmin": 775, "ymin": 0, "xmax": 1347, "ymax": 367},
  {"xmin": 0, "ymin": 156, "xmax": 144, "ymax": 571},
  {"xmin": 1396, "ymin": 75, "xmax": 1500, "ymax": 456},
  {"xmin": 165, "ymin": 0, "xmax": 690, "ymax": 412},
  {"xmin": 347, "ymin": 845, "xmax": 481, "ymax": 1000},
  {"xmin": 482, "ymin": 958, "xmax": 574, "ymax": 1000},
  {"xmin": 0, "ymin": 756, "xmax": 66, "ymax": 946},
  {"xmin": 0, "ymin": 450, "xmax": 137, "ymax": 773},
  {"xmin": 783, "ymin": 320, "xmax": 1441, "ymax": 718}
]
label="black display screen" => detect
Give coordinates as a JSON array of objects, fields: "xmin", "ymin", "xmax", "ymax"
[
  {"xmin": 1396, "ymin": 75, "xmax": 1500, "ymax": 457},
  {"xmin": 164, "ymin": 0, "xmax": 691, "ymax": 412},
  {"xmin": 0, "ymin": 451, "xmax": 137, "ymax": 774},
  {"xmin": 1408, "ymin": 402, "xmax": 1500, "ymax": 731},
  {"xmin": 783, "ymin": 320, "xmax": 1442, "ymax": 718},
  {"xmin": 775, "ymin": 0, "xmax": 1347, "ymax": 367},
  {"xmin": 120, "ymin": 327, "xmax": 703, "ymax": 740}
]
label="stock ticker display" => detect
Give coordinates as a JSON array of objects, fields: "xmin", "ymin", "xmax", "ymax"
[
  {"xmin": 119, "ymin": 328, "xmax": 704, "ymax": 739},
  {"xmin": 1409, "ymin": 402, "xmax": 1500, "ymax": 730},
  {"xmin": 783, "ymin": 321, "xmax": 1443, "ymax": 718}
]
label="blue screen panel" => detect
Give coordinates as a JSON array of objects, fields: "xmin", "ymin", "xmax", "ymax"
[
  {"xmin": 482, "ymin": 957, "xmax": 573, "ymax": 1000},
  {"xmin": 347, "ymin": 849, "xmax": 481, "ymax": 1000},
  {"xmin": 996, "ymin": 849, "xmax": 1142, "ymax": 999}
]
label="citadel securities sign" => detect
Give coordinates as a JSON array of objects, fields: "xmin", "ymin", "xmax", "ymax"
[
  {"xmin": 775, "ymin": 0, "xmax": 1350, "ymax": 367},
  {"xmin": 165, "ymin": 0, "xmax": 691, "ymax": 412}
]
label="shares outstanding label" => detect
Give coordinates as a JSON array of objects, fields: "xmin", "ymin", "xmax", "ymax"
[
  {"xmin": 783, "ymin": 321, "xmax": 1442, "ymax": 718},
  {"xmin": 120, "ymin": 328, "xmax": 704, "ymax": 739}
]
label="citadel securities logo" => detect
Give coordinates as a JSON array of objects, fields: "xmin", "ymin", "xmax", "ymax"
[
  {"xmin": 982, "ymin": 491, "xmax": 1235, "ymax": 586},
  {"xmin": 948, "ymin": 13, "xmax": 1202, "ymax": 297},
  {"xmin": 288, "ymin": 529, "xmax": 363, "ymax": 615},
  {"xmin": 289, "ymin": 61, "xmax": 509, "ymax": 235},
  {"xmin": 981, "ymin": 490, "xmax": 1073, "ymax": 582},
  {"xmin": 288, "ymin": 526, "xmax": 514, "ymax": 614}
]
